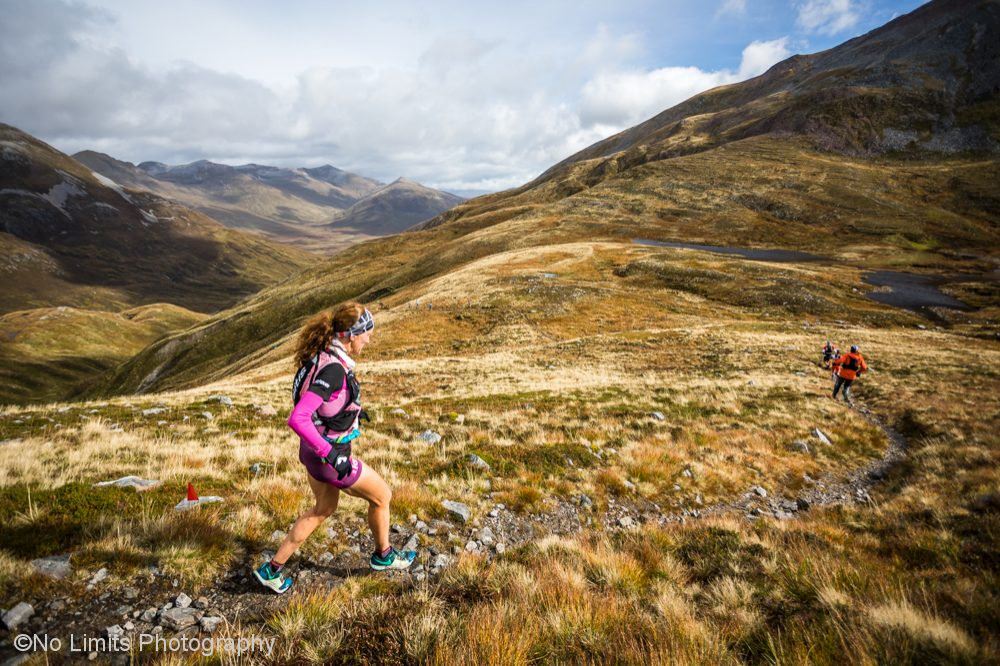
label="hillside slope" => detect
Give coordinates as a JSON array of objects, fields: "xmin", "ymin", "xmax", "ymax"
[
  {"xmin": 416, "ymin": 0, "xmax": 999, "ymax": 238},
  {"xmin": 327, "ymin": 178, "xmax": 465, "ymax": 237},
  {"xmin": 0, "ymin": 304, "xmax": 206, "ymax": 404},
  {"xmin": 1, "ymin": 124, "xmax": 314, "ymax": 315}
]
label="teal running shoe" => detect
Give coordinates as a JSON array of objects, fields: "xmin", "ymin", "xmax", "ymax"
[
  {"xmin": 370, "ymin": 547, "xmax": 417, "ymax": 571},
  {"xmin": 253, "ymin": 561, "xmax": 293, "ymax": 594}
]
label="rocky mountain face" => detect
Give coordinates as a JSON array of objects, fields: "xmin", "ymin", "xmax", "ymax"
[
  {"xmin": 0, "ymin": 123, "xmax": 313, "ymax": 315},
  {"xmin": 73, "ymin": 152, "xmax": 464, "ymax": 252}
]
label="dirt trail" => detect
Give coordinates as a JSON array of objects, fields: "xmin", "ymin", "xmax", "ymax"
[{"xmin": 0, "ymin": 401, "xmax": 908, "ymax": 664}]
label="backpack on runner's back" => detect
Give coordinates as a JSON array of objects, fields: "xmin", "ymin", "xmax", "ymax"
[{"xmin": 843, "ymin": 354, "xmax": 860, "ymax": 372}]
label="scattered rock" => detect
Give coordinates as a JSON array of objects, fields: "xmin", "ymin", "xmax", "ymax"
[
  {"xmin": 30, "ymin": 554, "xmax": 72, "ymax": 579},
  {"xmin": 651, "ymin": 412, "xmax": 666, "ymax": 421},
  {"xmin": 160, "ymin": 607, "xmax": 199, "ymax": 631},
  {"xmin": 106, "ymin": 625, "xmax": 125, "ymax": 640},
  {"xmin": 255, "ymin": 404, "xmax": 278, "ymax": 416},
  {"xmin": 2, "ymin": 602, "xmax": 33, "ymax": 630},
  {"xmin": 390, "ymin": 408, "xmax": 409, "ymax": 418},
  {"xmin": 141, "ymin": 407, "xmax": 166, "ymax": 416},
  {"xmin": 88, "ymin": 568, "xmax": 109, "ymax": 587},
  {"xmin": 418, "ymin": 430, "xmax": 442, "ymax": 445},
  {"xmin": 465, "ymin": 540, "xmax": 479, "ymax": 552},
  {"xmin": 201, "ymin": 412, "xmax": 214, "ymax": 420},
  {"xmin": 813, "ymin": 428, "xmax": 832, "ymax": 446},
  {"xmin": 618, "ymin": 516, "xmax": 635, "ymax": 528},
  {"xmin": 194, "ymin": 596, "xmax": 209, "ymax": 610},
  {"xmin": 140, "ymin": 607, "xmax": 158, "ymax": 623},
  {"xmin": 496, "ymin": 542, "xmax": 507, "ymax": 554},
  {"xmin": 751, "ymin": 486, "xmax": 768, "ymax": 498},
  {"xmin": 681, "ymin": 468, "xmax": 693, "ymax": 478},
  {"xmin": 415, "ymin": 520, "xmax": 428, "ymax": 532},
  {"xmin": 466, "ymin": 454, "xmax": 491, "ymax": 472},
  {"xmin": 623, "ymin": 480, "xmax": 636, "ymax": 491},
  {"xmin": 209, "ymin": 394, "xmax": 234, "ymax": 407},
  {"xmin": 318, "ymin": 552, "xmax": 334, "ymax": 565},
  {"xmin": 442, "ymin": 500, "xmax": 471, "ymax": 523},
  {"xmin": 199, "ymin": 616, "xmax": 224, "ymax": 633},
  {"xmin": 175, "ymin": 593, "xmax": 192, "ymax": 609},
  {"xmin": 796, "ymin": 498, "xmax": 811, "ymax": 511},
  {"xmin": 94, "ymin": 476, "xmax": 162, "ymax": 492},
  {"xmin": 403, "ymin": 534, "xmax": 420, "ymax": 552},
  {"xmin": 790, "ymin": 440, "xmax": 811, "ymax": 454}
]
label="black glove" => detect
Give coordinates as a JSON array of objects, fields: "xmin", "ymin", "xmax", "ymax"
[
  {"xmin": 359, "ymin": 409, "xmax": 371, "ymax": 423},
  {"xmin": 321, "ymin": 441, "xmax": 353, "ymax": 480}
]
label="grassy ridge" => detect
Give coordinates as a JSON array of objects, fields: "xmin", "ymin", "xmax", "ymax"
[
  {"xmin": 0, "ymin": 304, "xmax": 207, "ymax": 404},
  {"xmin": 95, "ymin": 138, "xmax": 1000, "ymax": 399}
]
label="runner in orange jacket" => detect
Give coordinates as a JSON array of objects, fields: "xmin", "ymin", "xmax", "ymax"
[{"xmin": 831, "ymin": 345, "xmax": 868, "ymax": 404}]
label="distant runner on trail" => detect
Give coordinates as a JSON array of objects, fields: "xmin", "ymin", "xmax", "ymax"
[
  {"xmin": 822, "ymin": 340, "xmax": 835, "ymax": 369},
  {"xmin": 254, "ymin": 302, "xmax": 416, "ymax": 594},
  {"xmin": 831, "ymin": 344, "xmax": 868, "ymax": 405}
]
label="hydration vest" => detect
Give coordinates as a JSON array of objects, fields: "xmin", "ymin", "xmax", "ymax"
[
  {"xmin": 842, "ymin": 355, "xmax": 860, "ymax": 372},
  {"xmin": 291, "ymin": 346, "xmax": 363, "ymax": 439}
]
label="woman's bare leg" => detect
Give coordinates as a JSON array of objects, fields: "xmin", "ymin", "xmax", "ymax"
[
  {"xmin": 343, "ymin": 465, "xmax": 392, "ymax": 553},
  {"xmin": 273, "ymin": 473, "xmax": 340, "ymax": 565}
]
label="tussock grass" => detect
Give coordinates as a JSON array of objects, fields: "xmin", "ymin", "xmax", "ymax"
[{"xmin": 0, "ymin": 227, "xmax": 997, "ymax": 661}]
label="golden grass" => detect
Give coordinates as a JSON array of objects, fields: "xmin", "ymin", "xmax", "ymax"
[{"xmin": 0, "ymin": 223, "xmax": 997, "ymax": 662}]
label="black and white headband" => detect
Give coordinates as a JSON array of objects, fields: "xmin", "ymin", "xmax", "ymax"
[{"xmin": 335, "ymin": 308, "xmax": 374, "ymax": 338}]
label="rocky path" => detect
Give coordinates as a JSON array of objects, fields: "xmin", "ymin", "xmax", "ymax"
[{"xmin": 0, "ymin": 401, "xmax": 908, "ymax": 664}]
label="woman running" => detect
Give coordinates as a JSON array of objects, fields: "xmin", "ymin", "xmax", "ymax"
[{"xmin": 254, "ymin": 302, "xmax": 416, "ymax": 593}]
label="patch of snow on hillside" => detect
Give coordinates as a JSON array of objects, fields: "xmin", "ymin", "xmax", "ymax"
[
  {"xmin": 90, "ymin": 170, "xmax": 135, "ymax": 204},
  {"xmin": 45, "ymin": 180, "xmax": 84, "ymax": 212},
  {"xmin": 0, "ymin": 188, "xmax": 71, "ymax": 219}
]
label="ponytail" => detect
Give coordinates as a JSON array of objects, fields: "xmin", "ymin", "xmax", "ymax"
[{"xmin": 294, "ymin": 310, "xmax": 335, "ymax": 367}]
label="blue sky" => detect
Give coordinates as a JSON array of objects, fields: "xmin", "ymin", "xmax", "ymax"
[{"xmin": 0, "ymin": 0, "xmax": 928, "ymax": 195}]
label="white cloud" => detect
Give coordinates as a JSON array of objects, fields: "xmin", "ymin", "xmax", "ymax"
[
  {"xmin": 579, "ymin": 37, "xmax": 791, "ymax": 129},
  {"xmin": 737, "ymin": 37, "xmax": 791, "ymax": 79},
  {"xmin": 797, "ymin": 0, "xmax": 860, "ymax": 35},
  {"xmin": 0, "ymin": 0, "xmax": 793, "ymax": 193},
  {"xmin": 716, "ymin": 0, "xmax": 748, "ymax": 17}
]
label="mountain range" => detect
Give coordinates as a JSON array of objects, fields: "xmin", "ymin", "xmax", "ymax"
[
  {"xmin": 73, "ymin": 151, "xmax": 464, "ymax": 252},
  {"xmin": 96, "ymin": 0, "xmax": 999, "ymax": 397},
  {"xmin": 0, "ymin": 123, "xmax": 312, "ymax": 316}
]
